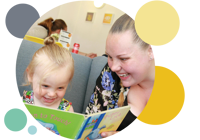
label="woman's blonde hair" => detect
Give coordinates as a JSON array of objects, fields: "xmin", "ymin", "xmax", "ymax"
[
  {"xmin": 38, "ymin": 17, "xmax": 67, "ymax": 36},
  {"xmin": 109, "ymin": 14, "xmax": 149, "ymax": 107},
  {"xmin": 118, "ymin": 81, "xmax": 125, "ymax": 107},
  {"xmin": 23, "ymin": 36, "xmax": 74, "ymax": 88}
]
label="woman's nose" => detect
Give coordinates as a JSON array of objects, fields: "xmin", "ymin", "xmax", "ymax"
[{"xmin": 109, "ymin": 60, "xmax": 121, "ymax": 72}]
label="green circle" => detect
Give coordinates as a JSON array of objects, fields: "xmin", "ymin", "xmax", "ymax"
[
  {"xmin": 26, "ymin": 124, "xmax": 39, "ymax": 137},
  {"xmin": 4, "ymin": 108, "xmax": 27, "ymax": 131}
]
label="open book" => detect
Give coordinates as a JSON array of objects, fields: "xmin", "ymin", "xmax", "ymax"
[{"xmin": 25, "ymin": 104, "xmax": 130, "ymax": 140}]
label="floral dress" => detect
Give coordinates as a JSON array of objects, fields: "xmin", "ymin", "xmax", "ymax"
[
  {"xmin": 85, "ymin": 63, "xmax": 129, "ymax": 115},
  {"xmin": 85, "ymin": 63, "xmax": 137, "ymax": 131},
  {"xmin": 22, "ymin": 90, "xmax": 72, "ymax": 111}
]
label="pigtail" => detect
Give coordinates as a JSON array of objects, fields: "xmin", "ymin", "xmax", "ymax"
[
  {"xmin": 44, "ymin": 36, "xmax": 55, "ymax": 46},
  {"xmin": 118, "ymin": 81, "xmax": 125, "ymax": 107},
  {"xmin": 38, "ymin": 17, "xmax": 54, "ymax": 36}
]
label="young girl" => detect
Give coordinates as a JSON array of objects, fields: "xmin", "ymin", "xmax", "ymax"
[{"xmin": 22, "ymin": 36, "xmax": 74, "ymax": 112}]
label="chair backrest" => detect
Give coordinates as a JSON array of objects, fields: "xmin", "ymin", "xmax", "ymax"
[
  {"xmin": 82, "ymin": 56, "xmax": 107, "ymax": 113},
  {"xmin": 16, "ymin": 40, "xmax": 43, "ymax": 96},
  {"xmin": 24, "ymin": 35, "xmax": 63, "ymax": 47}
]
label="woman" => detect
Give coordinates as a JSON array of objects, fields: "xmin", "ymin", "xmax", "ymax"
[
  {"xmin": 27, "ymin": 17, "xmax": 67, "ymax": 39},
  {"xmin": 85, "ymin": 14, "xmax": 155, "ymax": 137},
  {"xmin": 27, "ymin": 17, "xmax": 97, "ymax": 58}
]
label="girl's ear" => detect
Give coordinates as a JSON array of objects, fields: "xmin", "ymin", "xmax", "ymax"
[{"xmin": 26, "ymin": 68, "xmax": 32, "ymax": 83}]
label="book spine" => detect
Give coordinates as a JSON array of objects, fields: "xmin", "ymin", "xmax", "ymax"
[
  {"xmin": 75, "ymin": 117, "xmax": 91, "ymax": 140},
  {"xmin": 92, "ymin": 113, "xmax": 106, "ymax": 131}
]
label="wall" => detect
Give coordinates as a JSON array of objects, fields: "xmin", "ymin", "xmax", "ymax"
[
  {"xmin": 27, "ymin": 1, "xmax": 124, "ymax": 56},
  {"xmin": 27, "ymin": 5, "xmax": 61, "ymax": 30},
  {"xmin": 58, "ymin": 1, "xmax": 124, "ymax": 56}
]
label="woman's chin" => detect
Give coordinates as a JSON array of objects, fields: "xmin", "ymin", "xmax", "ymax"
[
  {"xmin": 121, "ymin": 82, "xmax": 131, "ymax": 88},
  {"xmin": 121, "ymin": 80, "xmax": 136, "ymax": 88}
]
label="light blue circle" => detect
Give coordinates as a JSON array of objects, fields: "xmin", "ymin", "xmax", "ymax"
[
  {"xmin": 26, "ymin": 124, "xmax": 39, "ymax": 137},
  {"xmin": 6, "ymin": 3, "xmax": 40, "ymax": 38},
  {"xmin": 4, "ymin": 108, "xmax": 27, "ymax": 131}
]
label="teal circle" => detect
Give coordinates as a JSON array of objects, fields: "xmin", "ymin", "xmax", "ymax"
[
  {"xmin": 4, "ymin": 108, "xmax": 27, "ymax": 131},
  {"xmin": 26, "ymin": 124, "xmax": 39, "ymax": 137}
]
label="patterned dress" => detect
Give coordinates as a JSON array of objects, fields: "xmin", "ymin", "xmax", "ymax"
[
  {"xmin": 22, "ymin": 90, "xmax": 72, "ymax": 111},
  {"xmin": 85, "ymin": 63, "xmax": 137, "ymax": 131},
  {"xmin": 85, "ymin": 63, "xmax": 129, "ymax": 114}
]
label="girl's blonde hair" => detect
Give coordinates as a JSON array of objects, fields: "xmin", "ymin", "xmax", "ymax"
[
  {"xmin": 38, "ymin": 17, "xmax": 67, "ymax": 36},
  {"xmin": 109, "ymin": 14, "xmax": 149, "ymax": 107},
  {"xmin": 23, "ymin": 36, "xmax": 74, "ymax": 88}
]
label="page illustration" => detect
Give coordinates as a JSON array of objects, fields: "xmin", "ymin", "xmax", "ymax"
[
  {"xmin": 79, "ymin": 113, "xmax": 106, "ymax": 140},
  {"xmin": 35, "ymin": 120, "xmax": 60, "ymax": 138}
]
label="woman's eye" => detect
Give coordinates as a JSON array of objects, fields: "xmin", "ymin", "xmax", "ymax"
[{"xmin": 120, "ymin": 58, "xmax": 127, "ymax": 61}]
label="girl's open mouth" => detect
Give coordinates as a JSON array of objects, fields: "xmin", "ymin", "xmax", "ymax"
[{"xmin": 43, "ymin": 97, "xmax": 55, "ymax": 103}]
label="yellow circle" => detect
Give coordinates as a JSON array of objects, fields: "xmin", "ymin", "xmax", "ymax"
[
  {"xmin": 135, "ymin": 1, "xmax": 180, "ymax": 46},
  {"xmin": 138, "ymin": 66, "xmax": 185, "ymax": 125}
]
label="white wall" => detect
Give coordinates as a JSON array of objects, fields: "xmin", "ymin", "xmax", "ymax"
[
  {"xmin": 28, "ymin": 5, "xmax": 61, "ymax": 29},
  {"xmin": 28, "ymin": 1, "xmax": 124, "ymax": 56}
]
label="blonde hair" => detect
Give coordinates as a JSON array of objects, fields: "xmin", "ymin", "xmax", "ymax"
[
  {"xmin": 118, "ymin": 81, "xmax": 125, "ymax": 107},
  {"xmin": 23, "ymin": 36, "xmax": 74, "ymax": 89},
  {"xmin": 38, "ymin": 17, "xmax": 67, "ymax": 36},
  {"xmin": 109, "ymin": 14, "xmax": 149, "ymax": 49},
  {"xmin": 110, "ymin": 14, "xmax": 150, "ymax": 107}
]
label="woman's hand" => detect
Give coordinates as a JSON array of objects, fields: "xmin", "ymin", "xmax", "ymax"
[
  {"xmin": 101, "ymin": 131, "xmax": 118, "ymax": 138},
  {"xmin": 86, "ymin": 53, "xmax": 97, "ymax": 58}
]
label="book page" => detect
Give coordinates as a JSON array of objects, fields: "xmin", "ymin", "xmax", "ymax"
[
  {"xmin": 76, "ymin": 114, "xmax": 103, "ymax": 139},
  {"xmin": 25, "ymin": 104, "xmax": 84, "ymax": 139},
  {"xmin": 98, "ymin": 106, "xmax": 130, "ymax": 134},
  {"xmin": 78, "ymin": 106, "xmax": 130, "ymax": 140}
]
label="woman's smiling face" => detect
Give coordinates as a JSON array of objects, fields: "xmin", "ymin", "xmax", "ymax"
[{"xmin": 106, "ymin": 30, "xmax": 151, "ymax": 88}]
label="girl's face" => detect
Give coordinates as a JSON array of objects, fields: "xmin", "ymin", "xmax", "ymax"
[
  {"xmin": 28, "ymin": 62, "xmax": 72, "ymax": 108},
  {"xmin": 106, "ymin": 30, "xmax": 153, "ymax": 88}
]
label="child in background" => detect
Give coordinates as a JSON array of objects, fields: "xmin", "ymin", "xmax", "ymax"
[{"xmin": 22, "ymin": 36, "xmax": 74, "ymax": 112}]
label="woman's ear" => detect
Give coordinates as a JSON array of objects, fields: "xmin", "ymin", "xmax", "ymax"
[
  {"xmin": 55, "ymin": 29, "xmax": 61, "ymax": 34},
  {"xmin": 148, "ymin": 45, "xmax": 154, "ymax": 60}
]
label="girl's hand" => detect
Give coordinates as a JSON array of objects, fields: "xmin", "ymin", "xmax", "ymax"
[
  {"xmin": 69, "ymin": 105, "xmax": 74, "ymax": 112},
  {"xmin": 101, "ymin": 131, "xmax": 118, "ymax": 138}
]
